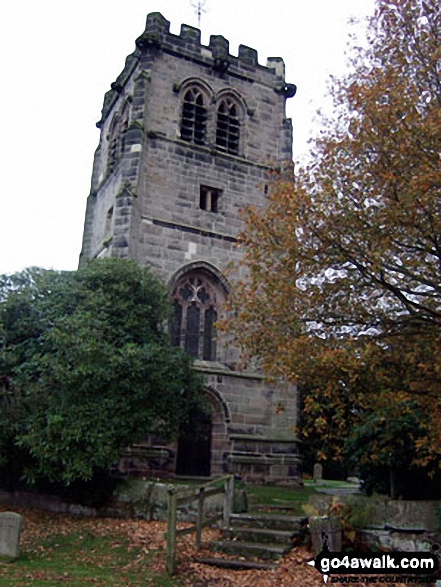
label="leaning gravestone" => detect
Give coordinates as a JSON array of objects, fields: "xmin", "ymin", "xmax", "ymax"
[{"xmin": 0, "ymin": 512, "xmax": 22, "ymax": 558}]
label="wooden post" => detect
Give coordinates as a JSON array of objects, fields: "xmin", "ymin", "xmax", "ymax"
[
  {"xmin": 195, "ymin": 487, "xmax": 205, "ymax": 550},
  {"xmin": 223, "ymin": 475, "xmax": 234, "ymax": 530},
  {"xmin": 166, "ymin": 485, "xmax": 177, "ymax": 575}
]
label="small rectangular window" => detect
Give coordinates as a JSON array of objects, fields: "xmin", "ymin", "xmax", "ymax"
[{"xmin": 200, "ymin": 186, "xmax": 222, "ymax": 213}]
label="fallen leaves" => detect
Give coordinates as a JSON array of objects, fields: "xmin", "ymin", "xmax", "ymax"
[{"xmin": 0, "ymin": 505, "xmax": 411, "ymax": 586}]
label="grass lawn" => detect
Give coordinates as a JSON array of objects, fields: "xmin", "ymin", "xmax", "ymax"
[
  {"xmin": 0, "ymin": 507, "xmax": 185, "ymax": 586},
  {"xmin": 246, "ymin": 483, "xmax": 319, "ymax": 514},
  {"xmin": 303, "ymin": 479, "xmax": 359, "ymax": 489}
]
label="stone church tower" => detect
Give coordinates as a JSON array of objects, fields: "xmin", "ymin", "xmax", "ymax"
[{"xmin": 80, "ymin": 12, "xmax": 300, "ymax": 482}]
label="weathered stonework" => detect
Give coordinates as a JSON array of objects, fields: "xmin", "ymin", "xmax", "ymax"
[{"xmin": 80, "ymin": 12, "xmax": 300, "ymax": 483}]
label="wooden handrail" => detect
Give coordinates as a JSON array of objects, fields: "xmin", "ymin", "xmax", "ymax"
[{"xmin": 165, "ymin": 474, "xmax": 234, "ymax": 575}]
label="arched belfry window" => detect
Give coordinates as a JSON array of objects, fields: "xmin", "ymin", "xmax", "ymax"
[
  {"xmin": 216, "ymin": 97, "xmax": 240, "ymax": 155},
  {"xmin": 171, "ymin": 272, "xmax": 221, "ymax": 361},
  {"xmin": 107, "ymin": 115, "xmax": 120, "ymax": 173},
  {"xmin": 119, "ymin": 101, "xmax": 130, "ymax": 157},
  {"xmin": 180, "ymin": 88, "xmax": 207, "ymax": 145},
  {"xmin": 106, "ymin": 100, "xmax": 131, "ymax": 174}
]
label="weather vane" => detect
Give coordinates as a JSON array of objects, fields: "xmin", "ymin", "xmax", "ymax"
[{"xmin": 190, "ymin": 0, "xmax": 207, "ymax": 27}]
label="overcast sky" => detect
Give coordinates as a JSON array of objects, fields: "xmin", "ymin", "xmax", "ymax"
[{"xmin": 0, "ymin": 0, "xmax": 375, "ymax": 275}]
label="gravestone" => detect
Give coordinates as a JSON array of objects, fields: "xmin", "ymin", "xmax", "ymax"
[
  {"xmin": 309, "ymin": 516, "xmax": 342, "ymax": 555},
  {"xmin": 313, "ymin": 462, "xmax": 323, "ymax": 482},
  {"xmin": 0, "ymin": 512, "xmax": 22, "ymax": 558}
]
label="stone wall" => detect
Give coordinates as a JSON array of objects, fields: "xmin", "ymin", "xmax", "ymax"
[
  {"xmin": 308, "ymin": 494, "xmax": 441, "ymax": 552},
  {"xmin": 0, "ymin": 480, "xmax": 248, "ymax": 523}
]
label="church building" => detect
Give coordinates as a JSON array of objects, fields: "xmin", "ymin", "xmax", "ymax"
[{"xmin": 80, "ymin": 12, "xmax": 300, "ymax": 483}]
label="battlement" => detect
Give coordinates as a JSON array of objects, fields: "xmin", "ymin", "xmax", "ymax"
[
  {"xmin": 98, "ymin": 12, "xmax": 296, "ymax": 128},
  {"xmin": 136, "ymin": 12, "xmax": 288, "ymax": 76}
]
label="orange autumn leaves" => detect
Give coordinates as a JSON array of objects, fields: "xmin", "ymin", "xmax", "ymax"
[{"xmin": 223, "ymin": 0, "xmax": 441, "ymax": 471}]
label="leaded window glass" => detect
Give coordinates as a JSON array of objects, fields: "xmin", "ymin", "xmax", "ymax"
[
  {"xmin": 216, "ymin": 98, "xmax": 240, "ymax": 155},
  {"xmin": 185, "ymin": 304, "xmax": 200, "ymax": 357},
  {"xmin": 171, "ymin": 301, "xmax": 182, "ymax": 347},
  {"xmin": 203, "ymin": 306, "xmax": 218, "ymax": 361},
  {"xmin": 171, "ymin": 274, "xmax": 219, "ymax": 361},
  {"xmin": 180, "ymin": 88, "xmax": 207, "ymax": 145}
]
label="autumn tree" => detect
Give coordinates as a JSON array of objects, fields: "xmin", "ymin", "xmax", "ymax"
[
  {"xmin": 227, "ymin": 0, "xmax": 440, "ymax": 493},
  {"xmin": 0, "ymin": 258, "xmax": 202, "ymax": 491}
]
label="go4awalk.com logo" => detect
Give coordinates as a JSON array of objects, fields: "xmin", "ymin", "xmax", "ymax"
[{"xmin": 307, "ymin": 543, "xmax": 439, "ymax": 584}]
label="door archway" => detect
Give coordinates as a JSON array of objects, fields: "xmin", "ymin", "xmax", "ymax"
[{"xmin": 176, "ymin": 404, "xmax": 212, "ymax": 477}]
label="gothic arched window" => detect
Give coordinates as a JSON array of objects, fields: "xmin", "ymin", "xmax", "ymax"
[
  {"xmin": 107, "ymin": 114, "xmax": 119, "ymax": 173},
  {"xmin": 119, "ymin": 101, "xmax": 130, "ymax": 157},
  {"xmin": 171, "ymin": 273, "xmax": 219, "ymax": 361},
  {"xmin": 180, "ymin": 88, "xmax": 207, "ymax": 145},
  {"xmin": 216, "ymin": 97, "xmax": 240, "ymax": 155},
  {"xmin": 107, "ymin": 100, "xmax": 131, "ymax": 174}
]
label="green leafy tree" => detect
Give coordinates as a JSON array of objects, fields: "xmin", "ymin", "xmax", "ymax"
[
  {"xmin": 344, "ymin": 397, "xmax": 441, "ymax": 498},
  {"xmin": 223, "ymin": 0, "xmax": 440, "ymax": 487},
  {"xmin": 0, "ymin": 259, "xmax": 202, "ymax": 486}
]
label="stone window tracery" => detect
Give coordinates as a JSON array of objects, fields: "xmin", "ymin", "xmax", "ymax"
[
  {"xmin": 171, "ymin": 274, "xmax": 219, "ymax": 361},
  {"xmin": 216, "ymin": 97, "xmax": 240, "ymax": 155},
  {"xmin": 180, "ymin": 88, "xmax": 207, "ymax": 145}
]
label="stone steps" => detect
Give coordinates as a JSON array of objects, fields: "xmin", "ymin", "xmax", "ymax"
[
  {"xmin": 196, "ymin": 556, "xmax": 277, "ymax": 571},
  {"xmin": 210, "ymin": 539, "xmax": 290, "ymax": 561},
  {"xmin": 200, "ymin": 510, "xmax": 307, "ymax": 569},
  {"xmin": 249, "ymin": 502, "xmax": 301, "ymax": 512},
  {"xmin": 222, "ymin": 526, "xmax": 297, "ymax": 545},
  {"xmin": 230, "ymin": 512, "xmax": 306, "ymax": 531}
]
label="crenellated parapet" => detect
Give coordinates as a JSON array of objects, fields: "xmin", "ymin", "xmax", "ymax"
[
  {"xmin": 136, "ymin": 12, "xmax": 294, "ymax": 83},
  {"xmin": 97, "ymin": 12, "xmax": 296, "ymax": 127}
]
